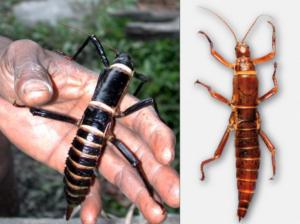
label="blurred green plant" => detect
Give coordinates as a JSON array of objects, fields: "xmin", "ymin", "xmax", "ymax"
[{"xmin": 0, "ymin": 0, "xmax": 179, "ymax": 218}]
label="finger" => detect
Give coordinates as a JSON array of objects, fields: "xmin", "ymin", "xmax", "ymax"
[
  {"xmin": 99, "ymin": 146, "xmax": 166, "ymax": 224},
  {"xmin": 44, "ymin": 50, "xmax": 97, "ymax": 102},
  {"xmin": 119, "ymin": 95, "xmax": 176, "ymax": 165},
  {"xmin": 0, "ymin": 97, "xmax": 76, "ymax": 170},
  {"xmin": 6, "ymin": 40, "xmax": 53, "ymax": 106},
  {"xmin": 114, "ymin": 122, "xmax": 180, "ymax": 208},
  {"xmin": 80, "ymin": 180, "xmax": 102, "ymax": 224}
]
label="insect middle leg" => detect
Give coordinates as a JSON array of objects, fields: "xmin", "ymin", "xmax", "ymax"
[
  {"xmin": 198, "ymin": 31, "xmax": 234, "ymax": 68},
  {"xmin": 195, "ymin": 80, "xmax": 230, "ymax": 105},
  {"xmin": 116, "ymin": 98, "xmax": 162, "ymax": 121},
  {"xmin": 259, "ymin": 129, "xmax": 276, "ymax": 179},
  {"xmin": 258, "ymin": 62, "xmax": 278, "ymax": 103},
  {"xmin": 200, "ymin": 124, "xmax": 232, "ymax": 180},
  {"xmin": 133, "ymin": 72, "xmax": 150, "ymax": 96},
  {"xmin": 72, "ymin": 35, "xmax": 110, "ymax": 67},
  {"xmin": 29, "ymin": 107, "xmax": 79, "ymax": 125}
]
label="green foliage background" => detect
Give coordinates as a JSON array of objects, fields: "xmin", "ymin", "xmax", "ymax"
[{"xmin": 0, "ymin": 0, "xmax": 179, "ymax": 217}]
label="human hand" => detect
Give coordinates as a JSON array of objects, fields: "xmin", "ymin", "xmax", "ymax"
[{"xmin": 0, "ymin": 38, "xmax": 179, "ymax": 224}]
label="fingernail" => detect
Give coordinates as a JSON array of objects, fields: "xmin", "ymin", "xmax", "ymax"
[
  {"xmin": 82, "ymin": 218, "xmax": 97, "ymax": 224},
  {"xmin": 82, "ymin": 215, "xmax": 97, "ymax": 224},
  {"xmin": 149, "ymin": 204, "xmax": 166, "ymax": 224},
  {"xmin": 153, "ymin": 205, "xmax": 163, "ymax": 215},
  {"xmin": 22, "ymin": 80, "xmax": 52, "ymax": 95},
  {"xmin": 20, "ymin": 80, "xmax": 53, "ymax": 105},
  {"xmin": 162, "ymin": 148, "xmax": 174, "ymax": 164},
  {"xmin": 169, "ymin": 184, "xmax": 180, "ymax": 207}
]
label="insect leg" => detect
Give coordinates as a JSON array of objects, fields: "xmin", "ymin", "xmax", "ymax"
[
  {"xmin": 29, "ymin": 107, "xmax": 79, "ymax": 125},
  {"xmin": 72, "ymin": 35, "xmax": 110, "ymax": 67},
  {"xmin": 200, "ymin": 125, "xmax": 232, "ymax": 181},
  {"xmin": 133, "ymin": 72, "xmax": 149, "ymax": 96},
  {"xmin": 195, "ymin": 80, "xmax": 230, "ymax": 105},
  {"xmin": 259, "ymin": 129, "xmax": 276, "ymax": 179},
  {"xmin": 109, "ymin": 137, "xmax": 155, "ymax": 198},
  {"xmin": 258, "ymin": 62, "xmax": 278, "ymax": 103},
  {"xmin": 253, "ymin": 21, "xmax": 276, "ymax": 64},
  {"xmin": 115, "ymin": 98, "xmax": 163, "ymax": 122},
  {"xmin": 198, "ymin": 31, "xmax": 234, "ymax": 68}
]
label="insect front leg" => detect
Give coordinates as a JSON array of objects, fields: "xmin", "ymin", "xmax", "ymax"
[
  {"xmin": 253, "ymin": 21, "xmax": 276, "ymax": 64},
  {"xmin": 72, "ymin": 35, "xmax": 110, "ymax": 67},
  {"xmin": 200, "ymin": 120, "xmax": 233, "ymax": 181},
  {"xmin": 258, "ymin": 62, "xmax": 278, "ymax": 103},
  {"xmin": 198, "ymin": 31, "xmax": 235, "ymax": 68},
  {"xmin": 195, "ymin": 80, "xmax": 231, "ymax": 105}
]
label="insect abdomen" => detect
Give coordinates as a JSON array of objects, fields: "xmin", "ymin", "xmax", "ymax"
[
  {"xmin": 235, "ymin": 118, "xmax": 260, "ymax": 220},
  {"xmin": 64, "ymin": 107, "xmax": 111, "ymax": 207}
]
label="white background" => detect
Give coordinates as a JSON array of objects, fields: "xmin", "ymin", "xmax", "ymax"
[{"xmin": 181, "ymin": 1, "xmax": 300, "ymax": 223}]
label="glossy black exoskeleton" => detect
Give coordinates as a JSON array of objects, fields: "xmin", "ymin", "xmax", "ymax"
[{"xmin": 28, "ymin": 35, "xmax": 162, "ymax": 220}]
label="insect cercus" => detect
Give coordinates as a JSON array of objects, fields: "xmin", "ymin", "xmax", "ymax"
[
  {"xmin": 26, "ymin": 34, "xmax": 163, "ymax": 219},
  {"xmin": 196, "ymin": 8, "xmax": 278, "ymax": 221}
]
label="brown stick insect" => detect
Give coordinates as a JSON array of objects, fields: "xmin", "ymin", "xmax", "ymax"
[{"xmin": 196, "ymin": 8, "xmax": 278, "ymax": 221}]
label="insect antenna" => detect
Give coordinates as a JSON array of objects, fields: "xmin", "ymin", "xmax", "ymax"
[
  {"xmin": 242, "ymin": 14, "xmax": 274, "ymax": 42},
  {"xmin": 200, "ymin": 7, "xmax": 238, "ymax": 43}
]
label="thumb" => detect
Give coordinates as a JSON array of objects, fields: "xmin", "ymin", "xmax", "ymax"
[{"xmin": 11, "ymin": 40, "xmax": 53, "ymax": 106}]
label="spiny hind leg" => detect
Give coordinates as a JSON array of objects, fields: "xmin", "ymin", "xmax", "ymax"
[
  {"xmin": 259, "ymin": 129, "xmax": 276, "ymax": 179},
  {"xmin": 109, "ymin": 137, "xmax": 155, "ymax": 198},
  {"xmin": 195, "ymin": 80, "xmax": 230, "ymax": 105},
  {"xmin": 200, "ymin": 125, "xmax": 232, "ymax": 181}
]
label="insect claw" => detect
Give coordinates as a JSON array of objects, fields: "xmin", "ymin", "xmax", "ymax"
[
  {"xmin": 198, "ymin": 31, "xmax": 214, "ymax": 48},
  {"xmin": 200, "ymin": 172, "xmax": 205, "ymax": 181},
  {"xmin": 195, "ymin": 80, "xmax": 209, "ymax": 88}
]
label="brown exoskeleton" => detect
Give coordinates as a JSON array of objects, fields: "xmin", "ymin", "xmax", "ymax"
[{"xmin": 196, "ymin": 9, "xmax": 278, "ymax": 221}]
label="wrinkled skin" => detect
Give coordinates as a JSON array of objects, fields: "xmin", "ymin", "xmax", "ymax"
[{"xmin": 0, "ymin": 37, "xmax": 179, "ymax": 224}]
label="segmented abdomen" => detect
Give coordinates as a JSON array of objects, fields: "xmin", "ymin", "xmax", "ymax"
[
  {"xmin": 235, "ymin": 116, "xmax": 260, "ymax": 220},
  {"xmin": 64, "ymin": 106, "xmax": 111, "ymax": 207}
]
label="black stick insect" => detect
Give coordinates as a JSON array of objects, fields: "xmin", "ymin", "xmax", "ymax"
[{"xmin": 26, "ymin": 35, "xmax": 163, "ymax": 220}]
